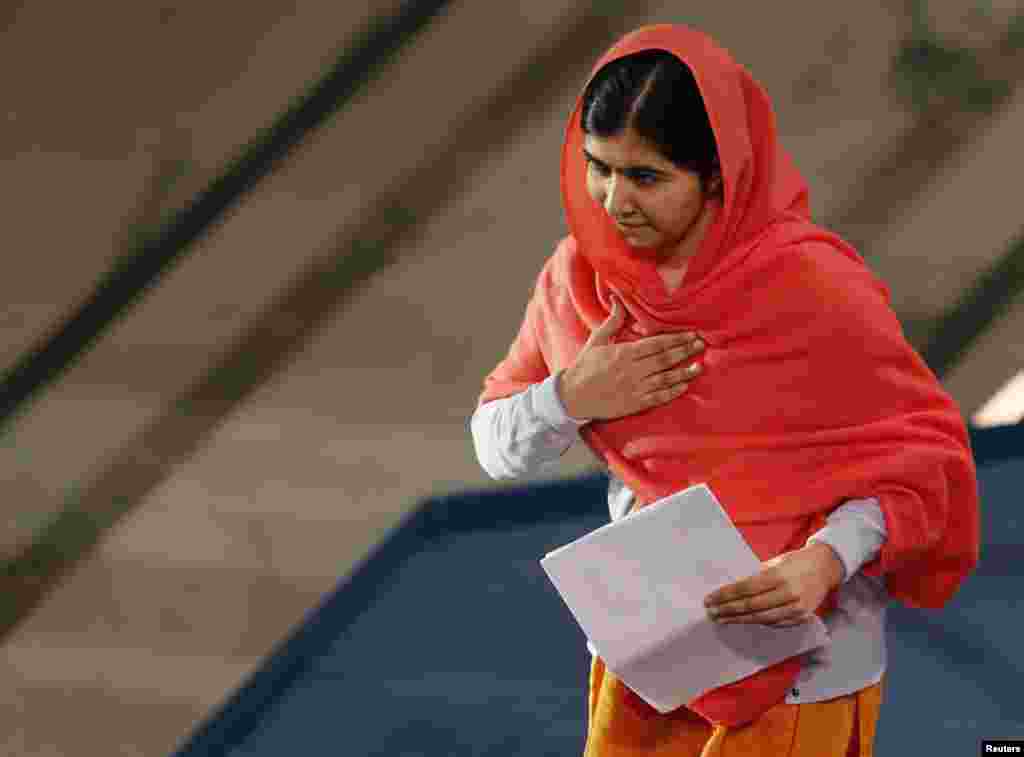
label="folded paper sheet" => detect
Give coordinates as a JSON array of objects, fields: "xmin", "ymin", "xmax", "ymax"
[{"xmin": 540, "ymin": 484, "xmax": 830, "ymax": 713}]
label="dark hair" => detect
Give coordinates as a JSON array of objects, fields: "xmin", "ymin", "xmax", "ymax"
[{"xmin": 581, "ymin": 50, "xmax": 721, "ymax": 192}]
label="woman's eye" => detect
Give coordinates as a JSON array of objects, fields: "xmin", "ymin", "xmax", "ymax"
[{"xmin": 634, "ymin": 173, "xmax": 658, "ymax": 186}]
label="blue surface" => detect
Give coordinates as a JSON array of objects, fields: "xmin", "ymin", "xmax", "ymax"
[{"xmin": 175, "ymin": 425, "xmax": 1023, "ymax": 756}]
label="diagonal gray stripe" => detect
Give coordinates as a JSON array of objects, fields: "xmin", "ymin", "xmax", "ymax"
[
  {"xmin": 0, "ymin": 0, "xmax": 453, "ymax": 431},
  {"xmin": 923, "ymin": 233, "xmax": 1024, "ymax": 380}
]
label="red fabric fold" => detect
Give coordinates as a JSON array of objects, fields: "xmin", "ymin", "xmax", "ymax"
[{"xmin": 478, "ymin": 24, "xmax": 980, "ymax": 728}]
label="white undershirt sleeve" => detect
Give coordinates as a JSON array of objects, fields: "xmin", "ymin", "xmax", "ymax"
[{"xmin": 470, "ymin": 370, "xmax": 589, "ymax": 480}]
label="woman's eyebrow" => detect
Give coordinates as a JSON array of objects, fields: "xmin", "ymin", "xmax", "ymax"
[{"xmin": 582, "ymin": 148, "xmax": 665, "ymax": 176}]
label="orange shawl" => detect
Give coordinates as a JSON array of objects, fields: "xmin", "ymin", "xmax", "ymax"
[{"xmin": 477, "ymin": 24, "xmax": 980, "ymax": 727}]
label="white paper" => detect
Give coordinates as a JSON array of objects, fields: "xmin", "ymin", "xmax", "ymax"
[{"xmin": 540, "ymin": 483, "xmax": 830, "ymax": 714}]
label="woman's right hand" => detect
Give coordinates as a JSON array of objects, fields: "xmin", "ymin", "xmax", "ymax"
[{"xmin": 557, "ymin": 296, "xmax": 705, "ymax": 421}]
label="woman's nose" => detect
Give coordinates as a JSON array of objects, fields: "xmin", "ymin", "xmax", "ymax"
[{"xmin": 603, "ymin": 175, "xmax": 632, "ymax": 216}]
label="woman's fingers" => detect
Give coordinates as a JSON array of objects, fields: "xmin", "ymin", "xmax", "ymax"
[
  {"xmin": 638, "ymin": 341, "xmax": 705, "ymax": 380},
  {"xmin": 710, "ymin": 599, "xmax": 804, "ymax": 626},
  {"xmin": 630, "ymin": 331, "xmax": 694, "ymax": 359},
  {"xmin": 643, "ymin": 384, "xmax": 687, "ymax": 409},
  {"xmin": 769, "ymin": 616, "xmax": 813, "ymax": 627},
  {"xmin": 607, "ymin": 331, "xmax": 706, "ymax": 415},
  {"xmin": 642, "ymin": 363, "xmax": 701, "ymax": 396}
]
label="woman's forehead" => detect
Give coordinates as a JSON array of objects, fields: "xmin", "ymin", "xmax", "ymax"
[{"xmin": 582, "ymin": 130, "xmax": 675, "ymax": 171}]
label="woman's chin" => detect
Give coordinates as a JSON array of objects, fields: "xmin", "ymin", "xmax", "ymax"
[{"xmin": 623, "ymin": 235, "xmax": 661, "ymax": 253}]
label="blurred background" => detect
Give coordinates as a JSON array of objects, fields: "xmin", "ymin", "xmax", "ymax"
[{"xmin": 2, "ymin": 1, "xmax": 1022, "ymax": 754}]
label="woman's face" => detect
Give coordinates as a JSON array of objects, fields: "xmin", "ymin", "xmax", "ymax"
[{"xmin": 583, "ymin": 127, "xmax": 717, "ymax": 263}]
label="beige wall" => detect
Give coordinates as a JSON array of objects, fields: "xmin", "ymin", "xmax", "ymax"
[{"xmin": 0, "ymin": 0, "xmax": 403, "ymax": 372}]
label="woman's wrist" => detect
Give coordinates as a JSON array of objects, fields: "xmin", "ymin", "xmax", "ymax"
[
  {"xmin": 807, "ymin": 541, "xmax": 846, "ymax": 588},
  {"xmin": 556, "ymin": 368, "xmax": 590, "ymax": 423}
]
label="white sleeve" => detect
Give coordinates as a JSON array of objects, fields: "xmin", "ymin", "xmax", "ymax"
[
  {"xmin": 806, "ymin": 498, "xmax": 888, "ymax": 583},
  {"xmin": 470, "ymin": 370, "xmax": 590, "ymax": 480}
]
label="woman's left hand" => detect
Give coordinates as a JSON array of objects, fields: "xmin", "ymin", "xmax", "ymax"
[{"xmin": 703, "ymin": 542, "xmax": 844, "ymax": 627}]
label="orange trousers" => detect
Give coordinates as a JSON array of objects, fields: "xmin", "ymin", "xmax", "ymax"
[{"xmin": 584, "ymin": 656, "xmax": 883, "ymax": 757}]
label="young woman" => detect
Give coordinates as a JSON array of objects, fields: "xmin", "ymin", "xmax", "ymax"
[{"xmin": 471, "ymin": 24, "xmax": 979, "ymax": 756}]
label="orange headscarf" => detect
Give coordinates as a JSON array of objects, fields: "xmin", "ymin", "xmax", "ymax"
[{"xmin": 478, "ymin": 24, "xmax": 980, "ymax": 726}]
